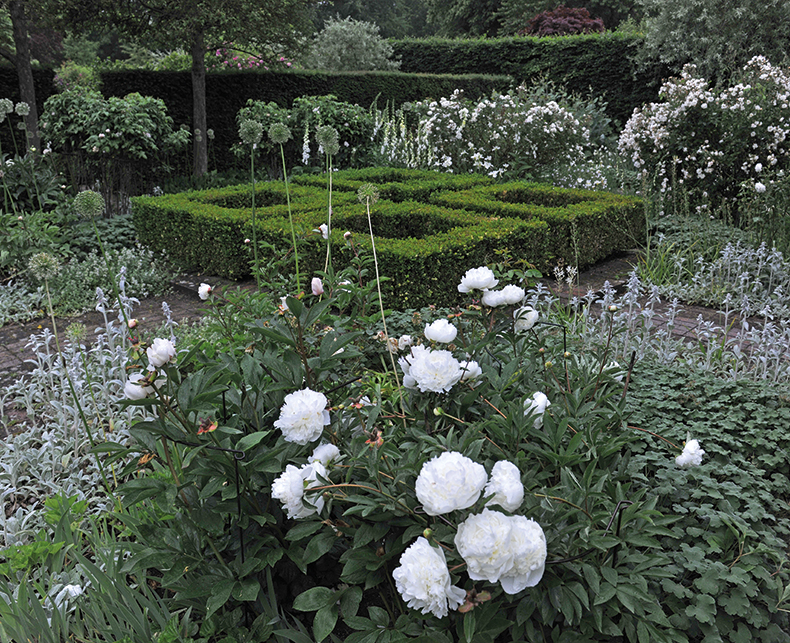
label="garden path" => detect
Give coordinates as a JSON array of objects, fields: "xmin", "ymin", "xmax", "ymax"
[{"xmin": 0, "ymin": 252, "xmax": 749, "ymax": 398}]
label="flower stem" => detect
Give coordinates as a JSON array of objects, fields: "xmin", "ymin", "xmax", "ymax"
[{"xmin": 280, "ymin": 143, "xmax": 300, "ymax": 293}]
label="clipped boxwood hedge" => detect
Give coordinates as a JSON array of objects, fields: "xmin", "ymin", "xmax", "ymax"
[{"xmin": 131, "ymin": 169, "xmax": 643, "ymax": 307}]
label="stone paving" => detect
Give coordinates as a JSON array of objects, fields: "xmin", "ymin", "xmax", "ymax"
[{"xmin": 0, "ymin": 257, "xmax": 758, "ymax": 390}]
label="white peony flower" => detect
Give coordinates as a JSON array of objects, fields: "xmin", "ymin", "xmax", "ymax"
[
  {"xmin": 482, "ymin": 289, "xmax": 507, "ymax": 307},
  {"xmin": 308, "ymin": 442, "xmax": 340, "ymax": 466},
  {"xmin": 755, "ymin": 182, "xmax": 766, "ymax": 193},
  {"xmin": 514, "ymin": 307, "xmax": 539, "ymax": 332},
  {"xmin": 392, "ymin": 537, "xmax": 466, "ymax": 618},
  {"xmin": 424, "ymin": 319, "xmax": 457, "ymax": 343},
  {"xmin": 147, "ymin": 338, "xmax": 176, "ymax": 368},
  {"xmin": 454, "ymin": 509, "xmax": 515, "ymax": 583},
  {"xmin": 318, "ymin": 223, "xmax": 329, "ymax": 239},
  {"xmin": 398, "ymin": 335, "xmax": 413, "ymax": 351},
  {"xmin": 459, "ymin": 360, "xmax": 482, "ymax": 383},
  {"xmin": 675, "ymin": 439, "xmax": 705, "ymax": 468},
  {"xmin": 271, "ymin": 462, "xmax": 327, "ymax": 519},
  {"xmin": 400, "ymin": 346, "xmax": 463, "ymax": 393},
  {"xmin": 458, "ymin": 266, "xmax": 498, "ymax": 293},
  {"xmin": 274, "ymin": 389, "xmax": 330, "ymax": 445},
  {"xmin": 124, "ymin": 372, "xmax": 157, "ymax": 400},
  {"xmin": 484, "ymin": 461, "xmax": 524, "ymax": 512},
  {"xmin": 500, "ymin": 284, "xmax": 526, "ymax": 305},
  {"xmin": 311, "ymin": 277, "xmax": 324, "ymax": 296},
  {"xmin": 524, "ymin": 392, "xmax": 551, "ymax": 428},
  {"xmin": 198, "ymin": 282, "xmax": 212, "ymax": 300},
  {"xmin": 499, "ymin": 516, "xmax": 547, "ymax": 594},
  {"xmin": 415, "ymin": 451, "xmax": 487, "ymax": 516}
]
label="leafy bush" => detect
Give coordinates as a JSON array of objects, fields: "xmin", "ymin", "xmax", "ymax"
[
  {"xmin": 637, "ymin": 0, "xmax": 790, "ymax": 83},
  {"xmin": 303, "ymin": 16, "xmax": 401, "ymax": 72},
  {"xmin": 235, "ymin": 94, "xmax": 375, "ymax": 173},
  {"xmin": 375, "ymin": 85, "xmax": 602, "ymax": 180},
  {"xmin": 37, "ymin": 245, "xmax": 171, "ymax": 315},
  {"xmin": 520, "ymin": 5, "xmax": 605, "ymax": 36},
  {"xmin": 40, "ymin": 90, "xmax": 190, "ymax": 212},
  {"xmin": 619, "ymin": 56, "xmax": 790, "ymax": 218},
  {"xmin": 52, "ymin": 61, "xmax": 101, "ymax": 94}
]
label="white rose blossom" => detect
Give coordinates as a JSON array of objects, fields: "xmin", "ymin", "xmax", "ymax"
[
  {"xmin": 500, "ymin": 284, "xmax": 526, "ymax": 304},
  {"xmin": 454, "ymin": 509, "xmax": 515, "ymax": 583},
  {"xmin": 271, "ymin": 461, "xmax": 327, "ymax": 519},
  {"xmin": 675, "ymin": 439, "xmax": 705, "ymax": 468},
  {"xmin": 482, "ymin": 289, "xmax": 506, "ymax": 307},
  {"xmin": 484, "ymin": 460, "xmax": 524, "ymax": 512},
  {"xmin": 415, "ymin": 451, "xmax": 487, "ymax": 516},
  {"xmin": 124, "ymin": 372, "xmax": 161, "ymax": 400},
  {"xmin": 392, "ymin": 537, "xmax": 466, "ymax": 618},
  {"xmin": 458, "ymin": 266, "xmax": 498, "ymax": 293},
  {"xmin": 514, "ymin": 307, "xmax": 539, "ymax": 332},
  {"xmin": 524, "ymin": 392, "xmax": 551, "ymax": 428},
  {"xmin": 147, "ymin": 338, "xmax": 176, "ymax": 368},
  {"xmin": 198, "ymin": 282, "xmax": 212, "ymax": 300},
  {"xmin": 424, "ymin": 318, "xmax": 457, "ymax": 343},
  {"xmin": 274, "ymin": 388, "xmax": 330, "ymax": 445}
]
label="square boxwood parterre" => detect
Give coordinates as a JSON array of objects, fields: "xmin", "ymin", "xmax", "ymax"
[{"xmin": 131, "ymin": 169, "xmax": 643, "ymax": 307}]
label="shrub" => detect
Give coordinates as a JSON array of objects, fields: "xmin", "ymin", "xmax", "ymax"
[
  {"xmin": 40, "ymin": 90, "xmax": 190, "ymax": 211},
  {"xmin": 235, "ymin": 95, "xmax": 376, "ymax": 173},
  {"xmin": 520, "ymin": 5, "xmax": 605, "ymax": 36},
  {"xmin": 131, "ymin": 168, "xmax": 643, "ymax": 305},
  {"xmin": 52, "ymin": 61, "xmax": 101, "ymax": 94},
  {"xmin": 303, "ymin": 16, "xmax": 401, "ymax": 72},
  {"xmin": 637, "ymin": 0, "xmax": 790, "ymax": 83},
  {"xmin": 374, "ymin": 86, "xmax": 597, "ymax": 180},
  {"xmin": 618, "ymin": 56, "xmax": 790, "ymax": 219}
]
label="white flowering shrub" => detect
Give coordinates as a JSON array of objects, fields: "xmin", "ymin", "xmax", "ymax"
[
  {"xmin": 619, "ymin": 56, "xmax": 790, "ymax": 213},
  {"xmin": 375, "ymin": 86, "xmax": 592, "ymax": 179}
]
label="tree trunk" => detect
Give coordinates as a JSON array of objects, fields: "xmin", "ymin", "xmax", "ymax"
[
  {"xmin": 8, "ymin": 0, "xmax": 39, "ymax": 153},
  {"xmin": 190, "ymin": 28, "xmax": 207, "ymax": 177}
]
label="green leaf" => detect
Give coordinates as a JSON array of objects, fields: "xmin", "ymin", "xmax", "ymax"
[
  {"xmin": 593, "ymin": 582, "xmax": 617, "ymax": 605},
  {"xmin": 236, "ymin": 431, "xmax": 272, "ymax": 451},
  {"xmin": 205, "ymin": 578, "xmax": 235, "ymax": 619},
  {"xmin": 293, "ymin": 586, "xmax": 334, "ymax": 612},
  {"xmin": 463, "ymin": 611, "xmax": 476, "ymax": 643},
  {"xmin": 286, "ymin": 521, "xmax": 324, "ymax": 542},
  {"xmin": 313, "ymin": 604, "xmax": 338, "ymax": 642},
  {"xmin": 685, "ymin": 594, "xmax": 717, "ymax": 625},
  {"xmin": 303, "ymin": 530, "xmax": 337, "ymax": 565},
  {"xmin": 232, "ymin": 577, "xmax": 259, "ymax": 602}
]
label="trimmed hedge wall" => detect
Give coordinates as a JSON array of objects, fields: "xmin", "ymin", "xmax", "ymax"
[
  {"xmin": 132, "ymin": 168, "xmax": 643, "ymax": 307},
  {"xmin": 391, "ymin": 33, "xmax": 673, "ymax": 126}
]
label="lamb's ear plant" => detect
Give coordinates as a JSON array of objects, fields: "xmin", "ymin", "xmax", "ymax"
[{"xmin": 239, "ymin": 119, "xmax": 264, "ymax": 291}]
